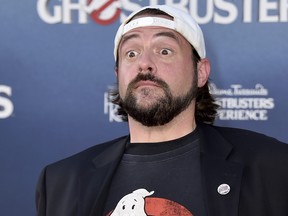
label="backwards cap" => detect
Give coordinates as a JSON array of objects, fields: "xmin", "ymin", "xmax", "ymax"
[{"xmin": 114, "ymin": 5, "xmax": 206, "ymax": 60}]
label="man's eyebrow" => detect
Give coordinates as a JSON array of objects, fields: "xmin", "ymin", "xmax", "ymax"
[
  {"xmin": 154, "ymin": 31, "xmax": 180, "ymax": 43},
  {"xmin": 119, "ymin": 33, "xmax": 140, "ymax": 48}
]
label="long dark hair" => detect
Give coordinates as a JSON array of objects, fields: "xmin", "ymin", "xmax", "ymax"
[{"xmin": 110, "ymin": 8, "xmax": 219, "ymax": 124}]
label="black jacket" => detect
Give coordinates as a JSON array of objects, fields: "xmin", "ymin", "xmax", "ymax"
[{"xmin": 36, "ymin": 123, "xmax": 288, "ymax": 216}]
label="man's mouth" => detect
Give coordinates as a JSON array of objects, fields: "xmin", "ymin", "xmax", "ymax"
[{"xmin": 135, "ymin": 80, "xmax": 161, "ymax": 89}]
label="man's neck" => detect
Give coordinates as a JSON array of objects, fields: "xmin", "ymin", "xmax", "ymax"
[{"xmin": 128, "ymin": 107, "xmax": 196, "ymax": 143}]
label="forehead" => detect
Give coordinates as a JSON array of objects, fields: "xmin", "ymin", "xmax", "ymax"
[{"xmin": 119, "ymin": 23, "xmax": 189, "ymax": 49}]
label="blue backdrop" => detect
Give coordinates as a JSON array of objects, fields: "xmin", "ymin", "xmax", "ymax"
[{"xmin": 1, "ymin": 0, "xmax": 287, "ymax": 215}]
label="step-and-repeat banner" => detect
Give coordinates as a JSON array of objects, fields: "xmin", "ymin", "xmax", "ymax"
[{"xmin": 1, "ymin": 0, "xmax": 287, "ymax": 215}]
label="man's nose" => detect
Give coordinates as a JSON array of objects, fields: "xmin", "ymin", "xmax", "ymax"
[{"xmin": 138, "ymin": 51, "xmax": 156, "ymax": 74}]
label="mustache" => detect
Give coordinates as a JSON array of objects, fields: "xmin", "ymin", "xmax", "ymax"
[{"xmin": 128, "ymin": 73, "xmax": 169, "ymax": 89}]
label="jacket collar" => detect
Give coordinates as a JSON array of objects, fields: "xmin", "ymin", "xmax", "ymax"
[
  {"xmin": 78, "ymin": 136, "xmax": 128, "ymax": 216},
  {"xmin": 198, "ymin": 123, "xmax": 233, "ymax": 158}
]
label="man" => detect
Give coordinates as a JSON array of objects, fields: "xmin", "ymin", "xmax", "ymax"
[{"xmin": 36, "ymin": 5, "xmax": 288, "ymax": 216}]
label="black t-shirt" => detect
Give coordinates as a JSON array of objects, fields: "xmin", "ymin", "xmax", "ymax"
[{"xmin": 103, "ymin": 128, "xmax": 206, "ymax": 216}]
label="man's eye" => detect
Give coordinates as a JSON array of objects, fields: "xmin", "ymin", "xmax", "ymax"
[
  {"xmin": 160, "ymin": 49, "xmax": 172, "ymax": 55},
  {"xmin": 127, "ymin": 51, "xmax": 138, "ymax": 58}
]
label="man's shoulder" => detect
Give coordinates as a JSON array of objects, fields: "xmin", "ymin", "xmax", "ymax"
[
  {"xmin": 200, "ymin": 123, "xmax": 288, "ymax": 168},
  {"xmin": 45, "ymin": 135, "xmax": 128, "ymax": 173},
  {"xmin": 202, "ymin": 123, "xmax": 284, "ymax": 142},
  {"xmin": 200, "ymin": 123, "xmax": 288, "ymax": 154}
]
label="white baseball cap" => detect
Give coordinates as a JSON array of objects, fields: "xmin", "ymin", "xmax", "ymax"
[{"xmin": 114, "ymin": 5, "xmax": 206, "ymax": 60}]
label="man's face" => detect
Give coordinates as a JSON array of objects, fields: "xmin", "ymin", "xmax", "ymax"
[{"xmin": 116, "ymin": 16, "xmax": 198, "ymax": 126}]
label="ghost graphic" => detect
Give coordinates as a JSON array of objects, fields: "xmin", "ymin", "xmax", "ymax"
[{"xmin": 110, "ymin": 188, "xmax": 154, "ymax": 216}]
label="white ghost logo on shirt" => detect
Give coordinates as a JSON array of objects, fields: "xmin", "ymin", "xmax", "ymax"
[{"xmin": 110, "ymin": 188, "xmax": 154, "ymax": 216}]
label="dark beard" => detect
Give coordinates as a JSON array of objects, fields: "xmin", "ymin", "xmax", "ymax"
[{"xmin": 120, "ymin": 73, "xmax": 197, "ymax": 127}]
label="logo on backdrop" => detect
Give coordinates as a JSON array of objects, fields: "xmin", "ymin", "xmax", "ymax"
[
  {"xmin": 0, "ymin": 85, "xmax": 14, "ymax": 119},
  {"xmin": 210, "ymin": 83, "xmax": 275, "ymax": 121},
  {"xmin": 104, "ymin": 91, "xmax": 122, "ymax": 122},
  {"xmin": 103, "ymin": 83, "xmax": 275, "ymax": 122},
  {"xmin": 37, "ymin": 0, "xmax": 288, "ymax": 25}
]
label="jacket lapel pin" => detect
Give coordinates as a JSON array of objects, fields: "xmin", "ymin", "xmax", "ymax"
[{"xmin": 217, "ymin": 183, "xmax": 230, "ymax": 195}]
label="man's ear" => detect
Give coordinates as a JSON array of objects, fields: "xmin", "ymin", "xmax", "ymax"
[
  {"xmin": 115, "ymin": 67, "xmax": 119, "ymax": 77},
  {"xmin": 197, "ymin": 58, "xmax": 210, "ymax": 87}
]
